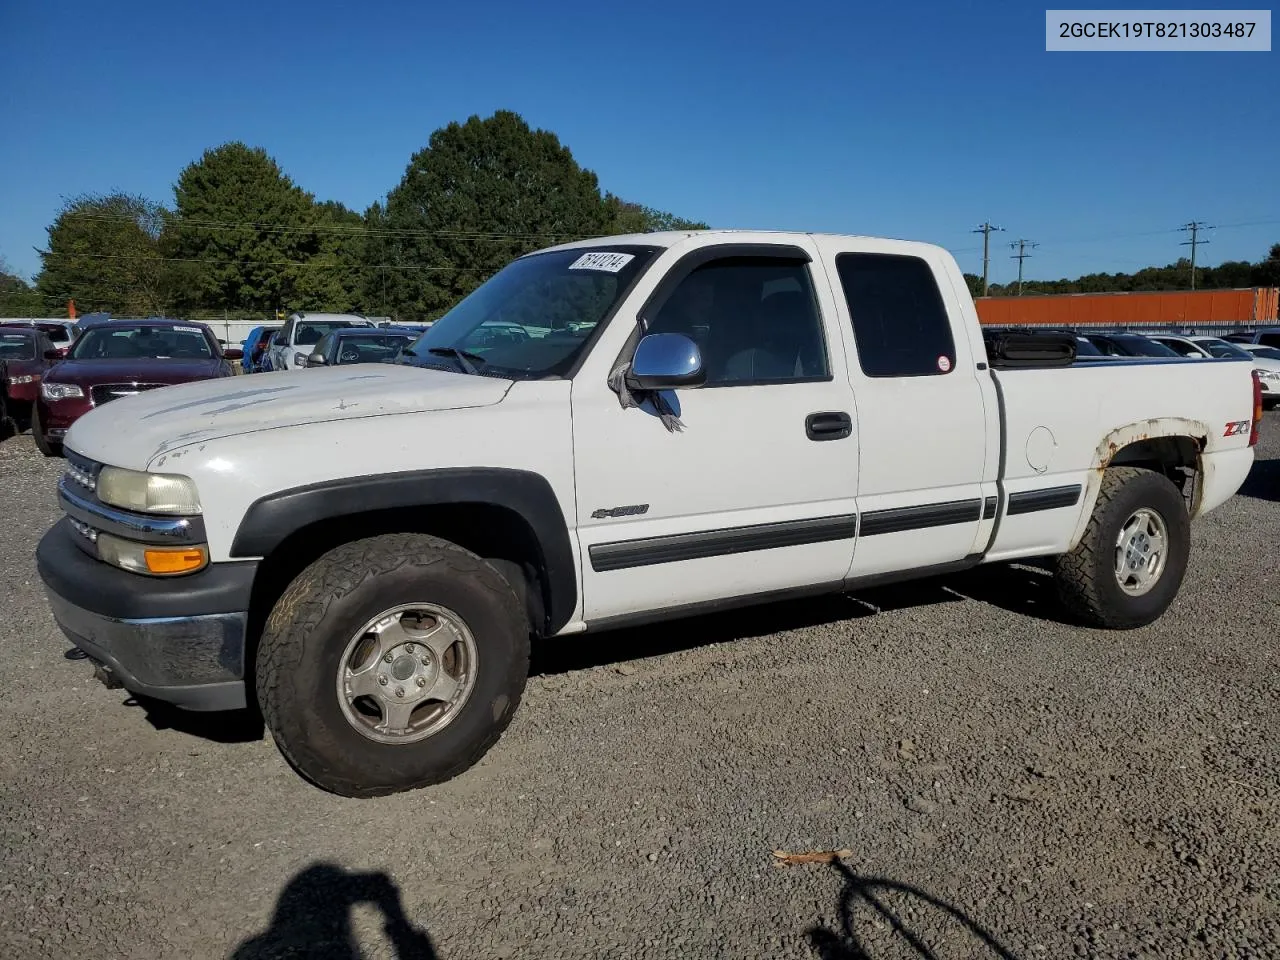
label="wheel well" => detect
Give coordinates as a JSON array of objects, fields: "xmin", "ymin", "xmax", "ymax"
[
  {"xmin": 1105, "ymin": 434, "xmax": 1203, "ymax": 505},
  {"xmin": 243, "ymin": 504, "xmax": 550, "ymax": 679}
]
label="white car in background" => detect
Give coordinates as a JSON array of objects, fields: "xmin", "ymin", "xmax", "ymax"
[
  {"xmin": 1151, "ymin": 335, "xmax": 1280, "ymax": 408},
  {"xmin": 268, "ymin": 313, "xmax": 376, "ymax": 371},
  {"xmin": 1239, "ymin": 344, "xmax": 1280, "ymax": 408}
]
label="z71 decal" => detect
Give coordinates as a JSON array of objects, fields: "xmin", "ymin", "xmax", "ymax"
[{"xmin": 1224, "ymin": 420, "xmax": 1250, "ymax": 437}]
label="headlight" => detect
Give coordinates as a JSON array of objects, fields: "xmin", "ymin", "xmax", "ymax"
[
  {"xmin": 97, "ymin": 466, "xmax": 202, "ymax": 515},
  {"xmin": 294, "ymin": 352, "xmax": 307, "ymax": 367},
  {"xmin": 97, "ymin": 531, "xmax": 208, "ymax": 576},
  {"xmin": 41, "ymin": 382, "xmax": 83, "ymax": 401}
]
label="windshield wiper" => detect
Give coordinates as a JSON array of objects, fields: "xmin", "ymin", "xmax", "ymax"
[{"xmin": 426, "ymin": 346, "xmax": 485, "ymax": 375}]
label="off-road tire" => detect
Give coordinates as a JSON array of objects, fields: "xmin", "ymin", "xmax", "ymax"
[
  {"xmin": 1055, "ymin": 466, "xmax": 1190, "ymax": 629},
  {"xmin": 31, "ymin": 407, "xmax": 62, "ymax": 457},
  {"xmin": 256, "ymin": 533, "xmax": 530, "ymax": 798}
]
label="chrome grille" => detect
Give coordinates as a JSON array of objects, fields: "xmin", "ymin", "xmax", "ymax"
[{"xmin": 90, "ymin": 383, "xmax": 166, "ymax": 406}]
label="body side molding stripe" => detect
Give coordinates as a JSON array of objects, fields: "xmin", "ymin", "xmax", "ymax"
[
  {"xmin": 857, "ymin": 499, "xmax": 982, "ymax": 537},
  {"xmin": 1006, "ymin": 484, "xmax": 1082, "ymax": 516},
  {"xmin": 588, "ymin": 514, "xmax": 857, "ymax": 572}
]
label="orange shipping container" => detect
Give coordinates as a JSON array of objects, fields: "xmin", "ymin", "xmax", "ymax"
[{"xmin": 975, "ymin": 288, "xmax": 1279, "ymax": 328}]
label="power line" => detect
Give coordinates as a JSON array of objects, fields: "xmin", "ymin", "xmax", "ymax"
[
  {"xmin": 972, "ymin": 222, "xmax": 1005, "ymax": 296},
  {"xmin": 39, "ymin": 250, "xmax": 461, "ymax": 271},
  {"xmin": 1179, "ymin": 221, "xmax": 1211, "ymax": 290},
  {"xmin": 1009, "ymin": 239, "xmax": 1038, "ymax": 295}
]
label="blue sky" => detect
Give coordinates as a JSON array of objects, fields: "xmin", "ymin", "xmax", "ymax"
[{"xmin": 1, "ymin": 0, "xmax": 1275, "ymax": 285}]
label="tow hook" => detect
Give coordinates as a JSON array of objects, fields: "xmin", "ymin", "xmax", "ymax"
[{"xmin": 91, "ymin": 660, "xmax": 123, "ymax": 690}]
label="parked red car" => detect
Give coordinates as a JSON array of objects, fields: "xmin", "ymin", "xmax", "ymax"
[
  {"xmin": 0, "ymin": 325, "xmax": 57, "ymax": 436},
  {"xmin": 33, "ymin": 319, "xmax": 242, "ymax": 457}
]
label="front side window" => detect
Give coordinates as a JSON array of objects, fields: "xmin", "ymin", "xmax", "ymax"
[
  {"xmin": 69, "ymin": 325, "xmax": 214, "ymax": 360},
  {"xmin": 403, "ymin": 246, "xmax": 658, "ymax": 379},
  {"xmin": 644, "ymin": 256, "xmax": 829, "ymax": 386},
  {"xmin": 835, "ymin": 253, "xmax": 956, "ymax": 378},
  {"xmin": 1159, "ymin": 339, "xmax": 1201, "ymax": 357}
]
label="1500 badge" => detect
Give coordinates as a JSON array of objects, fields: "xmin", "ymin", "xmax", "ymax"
[{"xmin": 591, "ymin": 504, "xmax": 650, "ymax": 519}]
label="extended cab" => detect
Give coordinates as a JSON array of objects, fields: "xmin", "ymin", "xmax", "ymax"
[{"xmin": 36, "ymin": 231, "xmax": 1261, "ymax": 797}]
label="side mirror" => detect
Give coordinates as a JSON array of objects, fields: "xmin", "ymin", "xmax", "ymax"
[
  {"xmin": 305, "ymin": 352, "xmax": 327, "ymax": 368},
  {"xmin": 625, "ymin": 333, "xmax": 705, "ymax": 391},
  {"xmin": 224, "ymin": 347, "xmax": 243, "ymax": 361}
]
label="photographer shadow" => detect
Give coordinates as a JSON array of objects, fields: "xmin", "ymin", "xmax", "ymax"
[
  {"xmin": 808, "ymin": 860, "xmax": 1021, "ymax": 960},
  {"xmin": 231, "ymin": 862, "xmax": 438, "ymax": 960}
]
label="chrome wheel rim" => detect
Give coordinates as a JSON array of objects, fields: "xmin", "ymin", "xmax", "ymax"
[
  {"xmin": 1113, "ymin": 507, "xmax": 1168, "ymax": 597},
  {"xmin": 335, "ymin": 603, "xmax": 478, "ymax": 744}
]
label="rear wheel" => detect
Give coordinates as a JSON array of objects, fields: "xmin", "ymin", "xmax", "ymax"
[
  {"xmin": 31, "ymin": 407, "xmax": 62, "ymax": 457},
  {"xmin": 256, "ymin": 533, "xmax": 530, "ymax": 797},
  {"xmin": 1055, "ymin": 467, "xmax": 1190, "ymax": 629}
]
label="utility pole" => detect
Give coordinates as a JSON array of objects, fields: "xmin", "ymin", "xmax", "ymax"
[
  {"xmin": 1179, "ymin": 221, "xmax": 1210, "ymax": 290},
  {"xmin": 1009, "ymin": 239, "xmax": 1038, "ymax": 295},
  {"xmin": 973, "ymin": 222, "xmax": 1005, "ymax": 296}
]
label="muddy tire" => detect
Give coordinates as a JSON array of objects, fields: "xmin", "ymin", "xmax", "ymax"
[
  {"xmin": 1055, "ymin": 467, "xmax": 1190, "ymax": 629},
  {"xmin": 256, "ymin": 533, "xmax": 530, "ymax": 798}
]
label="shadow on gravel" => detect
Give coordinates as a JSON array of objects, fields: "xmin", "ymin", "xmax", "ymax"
[
  {"xmin": 124, "ymin": 694, "xmax": 264, "ymax": 744},
  {"xmin": 808, "ymin": 860, "xmax": 1021, "ymax": 959},
  {"xmin": 533, "ymin": 563, "xmax": 1073, "ymax": 676},
  {"xmin": 1237, "ymin": 456, "xmax": 1280, "ymax": 503},
  {"xmin": 938, "ymin": 562, "xmax": 1078, "ymax": 627},
  {"xmin": 231, "ymin": 862, "xmax": 438, "ymax": 960}
]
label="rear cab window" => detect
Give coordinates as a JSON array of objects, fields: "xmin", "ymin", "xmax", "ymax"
[{"xmin": 834, "ymin": 253, "xmax": 956, "ymax": 377}]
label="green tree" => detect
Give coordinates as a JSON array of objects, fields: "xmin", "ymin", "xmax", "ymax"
[
  {"xmin": 292, "ymin": 200, "xmax": 366, "ymax": 313},
  {"xmin": 369, "ymin": 111, "xmax": 619, "ymax": 319},
  {"xmin": 170, "ymin": 142, "xmax": 316, "ymax": 315},
  {"xmin": 605, "ymin": 196, "xmax": 708, "ymax": 234},
  {"xmin": 36, "ymin": 193, "xmax": 171, "ymax": 315},
  {"xmin": 1255, "ymin": 243, "xmax": 1280, "ymax": 287},
  {"xmin": 0, "ymin": 257, "xmax": 46, "ymax": 316}
]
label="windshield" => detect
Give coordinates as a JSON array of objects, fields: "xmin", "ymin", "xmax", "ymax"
[
  {"xmin": 1116, "ymin": 336, "xmax": 1180, "ymax": 357},
  {"xmin": 335, "ymin": 334, "xmax": 414, "ymax": 364},
  {"xmin": 1198, "ymin": 339, "xmax": 1252, "ymax": 359},
  {"xmin": 1249, "ymin": 346, "xmax": 1280, "ymax": 362},
  {"xmin": 294, "ymin": 320, "xmax": 370, "ymax": 346},
  {"xmin": 0, "ymin": 331, "xmax": 36, "ymax": 360},
  {"xmin": 1073, "ymin": 336, "xmax": 1102, "ymax": 356},
  {"xmin": 70, "ymin": 325, "xmax": 214, "ymax": 360},
  {"xmin": 38, "ymin": 325, "xmax": 70, "ymax": 344},
  {"xmin": 402, "ymin": 246, "xmax": 657, "ymax": 378}
]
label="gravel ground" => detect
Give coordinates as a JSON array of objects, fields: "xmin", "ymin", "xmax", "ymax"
[{"xmin": 1, "ymin": 419, "xmax": 1277, "ymax": 960}]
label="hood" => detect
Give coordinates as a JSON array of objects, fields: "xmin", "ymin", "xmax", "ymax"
[
  {"xmin": 46, "ymin": 357, "xmax": 224, "ymax": 386},
  {"xmin": 64, "ymin": 364, "xmax": 513, "ymax": 468},
  {"xmin": 1250, "ymin": 356, "xmax": 1280, "ymax": 373}
]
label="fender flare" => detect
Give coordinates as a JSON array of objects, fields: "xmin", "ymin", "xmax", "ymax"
[
  {"xmin": 1067, "ymin": 418, "xmax": 1209, "ymax": 549},
  {"xmin": 230, "ymin": 467, "xmax": 577, "ymax": 635}
]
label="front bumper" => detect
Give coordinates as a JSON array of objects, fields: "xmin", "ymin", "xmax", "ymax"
[
  {"xmin": 37, "ymin": 519, "xmax": 257, "ymax": 711},
  {"xmin": 36, "ymin": 396, "xmax": 92, "ymax": 438}
]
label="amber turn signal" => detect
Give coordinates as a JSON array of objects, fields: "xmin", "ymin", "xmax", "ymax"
[{"xmin": 143, "ymin": 546, "xmax": 209, "ymax": 575}]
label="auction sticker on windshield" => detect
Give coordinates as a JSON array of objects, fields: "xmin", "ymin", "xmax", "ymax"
[
  {"xmin": 568, "ymin": 252, "xmax": 635, "ymax": 272},
  {"xmin": 174, "ymin": 326, "xmax": 203, "ymax": 334}
]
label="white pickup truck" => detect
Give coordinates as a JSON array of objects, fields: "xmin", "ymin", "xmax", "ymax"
[{"xmin": 37, "ymin": 231, "xmax": 1262, "ymax": 797}]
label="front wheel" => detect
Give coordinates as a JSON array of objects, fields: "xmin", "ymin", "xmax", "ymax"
[
  {"xmin": 256, "ymin": 533, "xmax": 530, "ymax": 797},
  {"xmin": 1054, "ymin": 467, "xmax": 1190, "ymax": 629}
]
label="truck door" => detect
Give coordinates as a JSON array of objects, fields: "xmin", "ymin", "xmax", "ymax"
[
  {"xmin": 571, "ymin": 242, "xmax": 861, "ymax": 623},
  {"xmin": 815, "ymin": 241, "xmax": 996, "ymax": 580}
]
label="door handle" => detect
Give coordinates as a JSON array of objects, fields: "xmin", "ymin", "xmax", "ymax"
[{"xmin": 805, "ymin": 411, "xmax": 852, "ymax": 441}]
